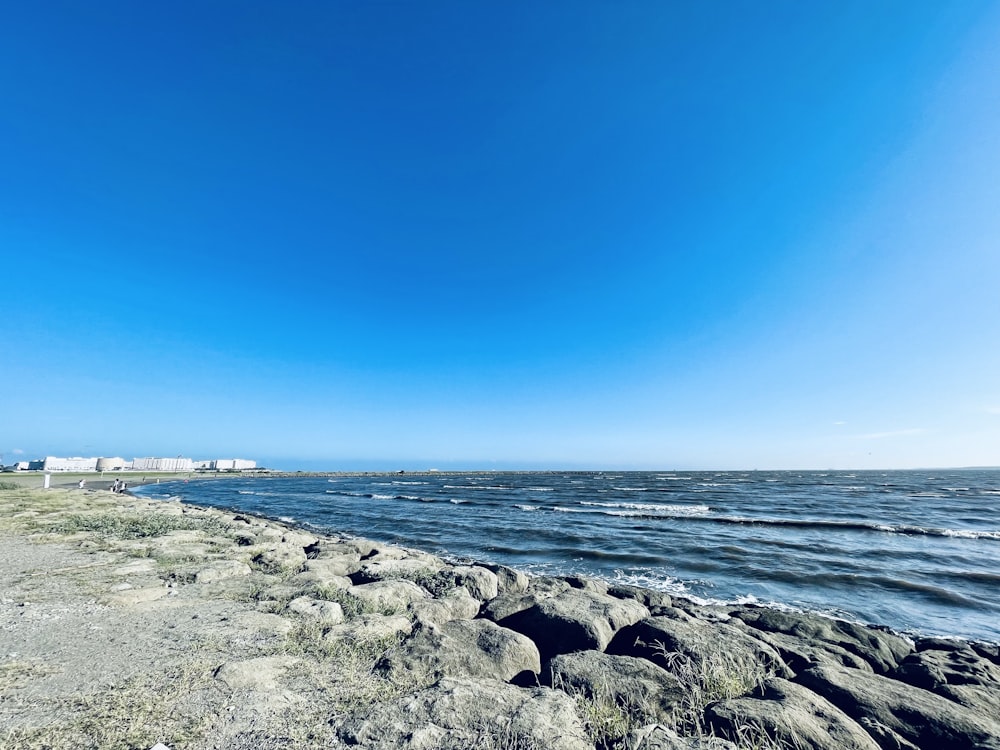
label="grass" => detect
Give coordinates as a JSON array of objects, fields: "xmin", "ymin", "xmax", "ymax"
[
  {"xmin": 46, "ymin": 511, "xmax": 230, "ymax": 540},
  {"xmin": 1, "ymin": 662, "xmax": 218, "ymax": 750}
]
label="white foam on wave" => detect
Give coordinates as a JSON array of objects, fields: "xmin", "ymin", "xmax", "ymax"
[
  {"xmin": 393, "ymin": 481, "xmax": 429, "ymax": 485},
  {"xmin": 942, "ymin": 528, "xmax": 1000, "ymax": 540},
  {"xmin": 582, "ymin": 500, "xmax": 709, "ymax": 513},
  {"xmin": 371, "ymin": 493, "xmax": 395, "ymax": 500},
  {"xmin": 450, "ymin": 498, "xmax": 469, "ymax": 504},
  {"xmin": 612, "ymin": 486, "xmax": 649, "ymax": 492},
  {"xmin": 237, "ymin": 490, "xmax": 256, "ymax": 495},
  {"xmin": 514, "ymin": 504, "xmax": 539, "ymax": 511}
]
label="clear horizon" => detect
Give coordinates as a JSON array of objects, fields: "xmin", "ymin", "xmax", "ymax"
[{"xmin": 3, "ymin": 3, "xmax": 999, "ymax": 471}]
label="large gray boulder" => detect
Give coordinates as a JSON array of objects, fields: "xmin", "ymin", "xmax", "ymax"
[
  {"xmin": 798, "ymin": 663, "xmax": 1000, "ymax": 750},
  {"xmin": 376, "ymin": 619, "xmax": 540, "ymax": 683},
  {"xmin": 499, "ymin": 588, "xmax": 649, "ymax": 659},
  {"xmin": 349, "ymin": 579, "xmax": 430, "ymax": 614},
  {"xmin": 409, "ymin": 586, "xmax": 481, "ymax": 626},
  {"xmin": 705, "ymin": 677, "xmax": 881, "ymax": 750},
  {"xmin": 892, "ymin": 644, "xmax": 1000, "ymax": 716},
  {"xmin": 610, "ymin": 614, "xmax": 789, "ymax": 681},
  {"xmin": 481, "ymin": 562, "xmax": 530, "ymax": 594},
  {"xmin": 548, "ymin": 650, "xmax": 685, "ymax": 723},
  {"xmin": 336, "ymin": 676, "xmax": 594, "ymax": 750},
  {"xmin": 730, "ymin": 607, "xmax": 913, "ymax": 674},
  {"xmin": 481, "ymin": 577, "xmax": 572, "ymax": 622},
  {"xmin": 443, "ymin": 565, "xmax": 500, "ymax": 601}
]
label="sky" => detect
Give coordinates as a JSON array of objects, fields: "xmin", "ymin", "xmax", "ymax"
[{"xmin": 2, "ymin": 1, "xmax": 999, "ymax": 471}]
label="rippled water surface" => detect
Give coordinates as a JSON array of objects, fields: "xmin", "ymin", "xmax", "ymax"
[{"xmin": 136, "ymin": 469, "xmax": 1000, "ymax": 642}]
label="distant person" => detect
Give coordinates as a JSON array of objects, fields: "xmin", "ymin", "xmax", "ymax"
[
  {"xmin": 111, "ymin": 479, "xmax": 120, "ymax": 493},
  {"xmin": 78, "ymin": 479, "xmax": 86, "ymax": 489}
]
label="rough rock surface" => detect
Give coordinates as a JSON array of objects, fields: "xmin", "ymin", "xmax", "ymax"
[
  {"xmin": 335, "ymin": 677, "xmax": 593, "ymax": 750},
  {"xmin": 706, "ymin": 677, "xmax": 882, "ymax": 750},
  {"xmin": 498, "ymin": 587, "xmax": 650, "ymax": 658},
  {"xmin": 376, "ymin": 619, "xmax": 541, "ymax": 683},
  {"xmin": 731, "ymin": 606, "xmax": 914, "ymax": 674},
  {"xmin": 548, "ymin": 650, "xmax": 685, "ymax": 722},
  {"xmin": 798, "ymin": 662, "xmax": 1000, "ymax": 750}
]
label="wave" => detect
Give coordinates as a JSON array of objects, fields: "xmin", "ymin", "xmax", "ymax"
[
  {"xmin": 450, "ymin": 498, "xmax": 469, "ymax": 504},
  {"xmin": 515, "ymin": 504, "xmax": 539, "ymax": 511},
  {"xmin": 699, "ymin": 514, "xmax": 1000, "ymax": 540},
  {"xmin": 581, "ymin": 501, "xmax": 710, "ymax": 516}
]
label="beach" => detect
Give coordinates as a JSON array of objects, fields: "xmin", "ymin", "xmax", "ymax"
[{"xmin": 2, "ymin": 481, "xmax": 999, "ymax": 750}]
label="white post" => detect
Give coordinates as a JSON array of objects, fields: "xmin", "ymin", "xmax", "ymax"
[{"xmin": 43, "ymin": 472, "xmax": 51, "ymax": 489}]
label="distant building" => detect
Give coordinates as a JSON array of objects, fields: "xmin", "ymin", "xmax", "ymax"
[
  {"xmin": 212, "ymin": 459, "xmax": 257, "ymax": 471},
  {"xmin": 96, "ymin": 457, "xmax": 127, "ymax": 471},
  {"xmin": 43, "ymin": 456, "xmax": 98, "ymax": 471},
  {"xmin": 132, "ymin": 457, "xmax": 194, "ymax": 472}
]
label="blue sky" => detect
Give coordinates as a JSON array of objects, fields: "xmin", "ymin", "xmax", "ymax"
[{"xmin": 3, "ymin": 2, "xmax": 999, "ymax": 471}]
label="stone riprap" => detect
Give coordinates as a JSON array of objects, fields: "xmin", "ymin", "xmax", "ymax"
[{"xmin": 1, "ymin": 486, "xmax": 999, "ymax": 750}]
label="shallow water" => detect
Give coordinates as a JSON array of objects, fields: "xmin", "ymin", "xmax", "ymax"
[{"xmin": 136, "ymin": 469, "xmax": 1000, "ymax": 643}]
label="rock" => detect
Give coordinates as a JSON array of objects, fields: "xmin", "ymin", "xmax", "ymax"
[
  {"xmin": 301, "ymin": 557, "xmax": 359, "ymax": 579},
  {"xmin": 336, "ymin": 676, "xmax": 593, "ymax": 750},
  {"xmin": 351, "ymin": 557, "xmax": 445, "ymax": 584},
  {"xmin": 287, "ymin": 595, "xmax": 344, "ymax": 624},
  {"xmin": 293, "ymin": 568, "xmax": 353, "ymax": 591},
  {"xmin": 350, "ymin": 579, "xmax": 430, "ymax": 614},
  {"xmin": 377, "ymin": 619, "xmax": 541, "ymax": 683},
  {"xmin": 228, "ymin": 610, "xmax": 294, "ymax": 636},
  {"xmin": 251, "ymin": 543, "xmax": 307, "ymax": 574},
  {"xmin": 562, "ymin": 574, "xmax": 609, "ymax": 595},
  {"xmin": 705, "ymin": 677, "xmax": 881, "ymax": 750},
  {"xmin": 214, "ymin": 655, "xmax": 299, "ymax": 691},
  {"xmin": 731, "ymin": 607, "xmax": 913, "ymax": 674},
  {"xmin": 194, "ymin": 560, "xmax": 252, "ymax": 584},
  {"xmin": 797, "ymin": 663, "xmax": 1000, "ymax": 749},
  {"xmin": 481, "ymin": 562, "xmax": 530, "ymax": 594},
  {"xmin": 323, "ymin": 614, "xmax": 413, "ymax": 645},
  {"xmin": 610, "ymin": 614, "xmax": 789, "ymax": 682},
  {"xmin": 410, "ymin": 586, "xmax": 482, "ymax": 626},
  {"xmin": 889, "ymin": 643, "xmax": 1000, "ymax": 721},
  {"xmin": 893, "ymin": 643, "xmax": 1000, "ymax": 690},
  {"xmin": 499, "ymin": 588, "xmax": 649, "ymax": 659},
  {"xmin": 607, "ymin": 583, "xmax": 673, "ymax": 611},
  {"xmin": 744, "ymin": 627, "xmax": 874, "ymax": 673},
  {"xmin": 280, "ymin": 529, "xmax": 318, "ymax": 548},
  {"xmin": 629, "ymin": 724, "xmax": 738, "ymax": 749},
  {"xmin": 548, "ymin": 650, "xmax": 685, "ymax": 722},
  {"xmin": 447, "ymin": 565, "xmax": 499, "ymax": 601}
]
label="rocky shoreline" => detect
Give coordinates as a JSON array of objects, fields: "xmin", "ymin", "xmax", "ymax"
[{"xmin": 2, "ymin": 485, "xmax": 999, "ymax": 749}]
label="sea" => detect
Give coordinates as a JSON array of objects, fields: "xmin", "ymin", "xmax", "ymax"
[{"xmin": 134, "ymin": 469, "xmax": 1000, "ymax": 644}]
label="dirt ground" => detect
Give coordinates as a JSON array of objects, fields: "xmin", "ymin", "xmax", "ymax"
[{"xmin": 0, "ymin": 486, "xmax": 397, "ymax": 749}]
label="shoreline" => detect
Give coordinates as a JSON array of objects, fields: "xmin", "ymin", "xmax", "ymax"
[{"xmin": 2, "ymin": 485, "xmax": 999, "ymax": 749}]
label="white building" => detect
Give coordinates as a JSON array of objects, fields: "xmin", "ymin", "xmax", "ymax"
[
  {"xmin": 211, "ymin": 459, "xmax": 257, "ymax": 471},
  {"xmin": 43, "ymin": 456, "xmax": 99, "ymax": 471},
  {"xmin": 132, "ymin": 457, "xmax": 194, "ymax": 472}
]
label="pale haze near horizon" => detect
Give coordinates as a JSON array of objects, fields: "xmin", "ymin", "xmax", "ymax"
[{"xmin": 2, "ymin": 3, "xmax": 999, "ymax": 472}]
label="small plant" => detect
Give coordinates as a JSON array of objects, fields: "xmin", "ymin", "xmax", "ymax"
[
  {"xmin": 47, "ymin": 511, "xmax": 229, "ymax": 540},
  {"xmin": 0, "ymin": 480, "xmax": 20, "ymax": 490},
  {"xmin": 645, "ymin": 638, "xmax": 774, "ymax": 740}
]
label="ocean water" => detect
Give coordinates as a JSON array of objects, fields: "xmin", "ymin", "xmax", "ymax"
[{"xmin": 134, "ymin": 469, "xmax": 1000, "ymax": 643}]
